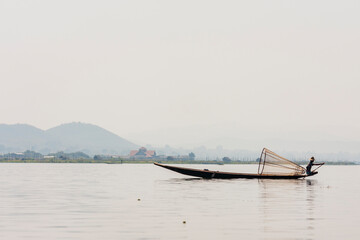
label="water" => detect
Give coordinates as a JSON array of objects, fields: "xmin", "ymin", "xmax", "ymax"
[{"xmin": 0, "ymin": 163, "xmax": 359, "ymax": 240}]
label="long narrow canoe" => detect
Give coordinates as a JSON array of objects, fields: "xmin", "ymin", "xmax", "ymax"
[{"xmin": 154, "ymin": 162, "xmax": 315, "ymax": 179}]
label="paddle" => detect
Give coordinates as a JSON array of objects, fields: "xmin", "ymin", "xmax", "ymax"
[{"xmin": 311, "ymin": 162, "xmax": 325, "ymax": 173}]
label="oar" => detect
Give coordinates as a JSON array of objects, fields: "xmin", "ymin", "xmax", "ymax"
[{"xmin": 312, "ymin": 162, "xmax": 325, "ymax": 172}]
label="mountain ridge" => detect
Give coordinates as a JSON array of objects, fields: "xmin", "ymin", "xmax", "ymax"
[{"xmin": 0, "ymin": 122, "xmax": 138, "ymax": 155}]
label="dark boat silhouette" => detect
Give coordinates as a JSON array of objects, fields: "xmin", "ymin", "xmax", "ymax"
[{"xmin": 154, "ymin": 148, "xmax": 322, "ymax": 179}]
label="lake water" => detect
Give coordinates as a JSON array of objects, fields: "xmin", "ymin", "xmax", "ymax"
[{"xmin": 0, "ymin": 163, "xmax": 359, "ymax": 240}]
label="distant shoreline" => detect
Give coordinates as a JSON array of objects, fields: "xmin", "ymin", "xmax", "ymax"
[{"xmin": 0, "ymin": 159, "xmax": 357, "ymax": 165}]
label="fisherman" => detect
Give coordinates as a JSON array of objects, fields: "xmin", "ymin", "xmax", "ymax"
[{"xmin": 306, "ymin": 156, "xmax": 322, "ymax": 175}]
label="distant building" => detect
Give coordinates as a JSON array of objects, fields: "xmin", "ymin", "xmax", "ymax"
[{"xmin": 129, "ymin": 147, "xmax": 156, "ymax": 159}]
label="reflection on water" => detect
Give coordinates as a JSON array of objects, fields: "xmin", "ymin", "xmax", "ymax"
[
  {"xmin": 0, "ymin": 164, "xmax": 359, "ymax": 240},
  {"xmin": 306, "ymin": 180, "xmax": 315, "ymax": 237},
  {"xmin": 306, "ymin": 179, "xmax": 317, "ymax": 186}
]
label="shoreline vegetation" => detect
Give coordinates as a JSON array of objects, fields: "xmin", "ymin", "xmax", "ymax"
[
  {"xmin": 0, "ymin": 159, "xmax": 357, "ymax": 165},
  {"xmin": 1, "ymin": 149, "xmax": 359, "ymax": 165}
]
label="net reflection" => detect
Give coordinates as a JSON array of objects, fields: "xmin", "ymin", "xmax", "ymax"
[{"xmin": 257, "ymin": 179, "xmax": 317, "ymax": 239}]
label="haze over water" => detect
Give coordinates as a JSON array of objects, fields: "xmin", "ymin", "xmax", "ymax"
[
  {"xmin": 1, "ymin": 1, "xmax": 359, "ymax": 239},
  {"xmin": 0, "ymin": 163, "xmax": 359, "ymax": 240},
  {"xmin": 1, "ymin": 1, "xmax": 360, "ymax": 152}
]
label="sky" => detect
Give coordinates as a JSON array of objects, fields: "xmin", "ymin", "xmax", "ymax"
[{"xmin": 1, "ymin": 1, "xmax": 359, "ymax": 152}]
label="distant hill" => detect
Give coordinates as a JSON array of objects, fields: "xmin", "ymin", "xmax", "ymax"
[
  {"xmin": 0, "ymin": 123, "xmax": 138, "ymax": 155},
  {"xmin": 0, "ymin": 124, "xmax": 47, "ymax": 152}
]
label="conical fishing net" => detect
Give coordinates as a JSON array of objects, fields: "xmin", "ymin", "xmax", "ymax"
[{"xmin": 258, "ymin": 148, "xmax": 305, "ymax": 176}]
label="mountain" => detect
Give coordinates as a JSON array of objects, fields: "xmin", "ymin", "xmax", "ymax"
[
  {"xmin": 0, "ymin": 124, "xmax": 46, "ymax": 152},
  {"xmin": 46, "ymin": 123, "xmax": 138, "ymax": 155},
  {"xmin": 0, "ymin": 122, "xmax": 138, "ymax": 155}
]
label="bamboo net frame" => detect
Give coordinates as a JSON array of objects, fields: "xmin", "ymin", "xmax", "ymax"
[{"xmin": 258, "ymin": 148, "xmax": 306, "ymax": 176}]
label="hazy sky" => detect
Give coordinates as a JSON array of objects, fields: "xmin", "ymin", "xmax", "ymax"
[{"xmin": 1, "ymin": 1, "xmax": 359, "ymax": 151}]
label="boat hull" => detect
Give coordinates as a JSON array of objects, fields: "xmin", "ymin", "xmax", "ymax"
[{"xmin": 154, "ymin": 162, "xmax": 310, "ymax": 179}]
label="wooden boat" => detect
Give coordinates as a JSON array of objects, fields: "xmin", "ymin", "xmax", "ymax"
[
  {"xmin": 154, "ymin": 162, "xmax": 314, "ymax": 179},
  {"xmin": 154, "ymin": 148, "xmax": 323, "ymax": 179}
]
